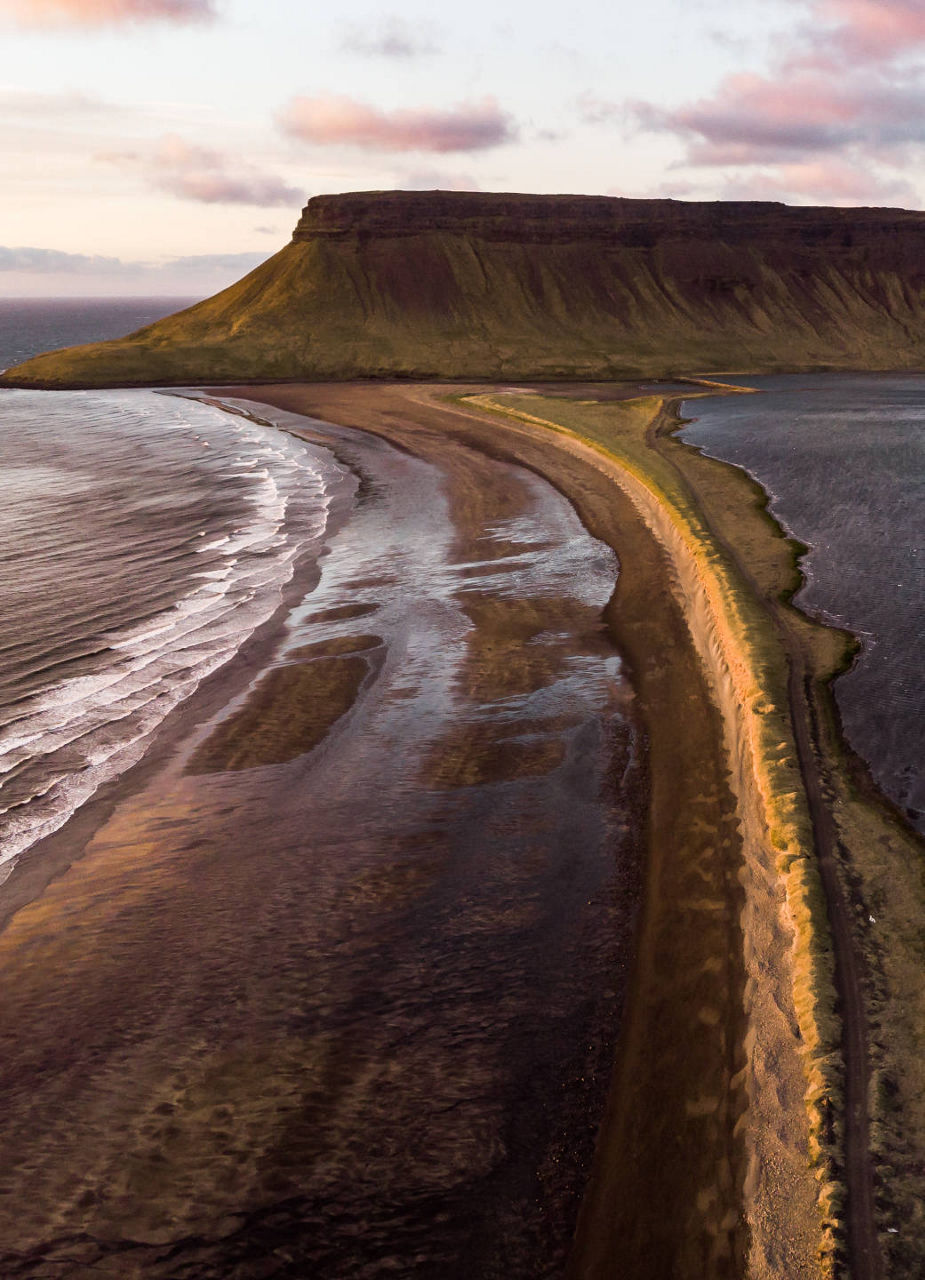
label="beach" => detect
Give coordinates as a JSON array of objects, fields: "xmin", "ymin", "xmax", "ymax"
[
  {"xmin": 0, "ymin": 386, "xmax": 640, "ymax": 1278},
  {"xmin": 0, "ymin": 381, "xmax": 922, "ymax": 1279}
]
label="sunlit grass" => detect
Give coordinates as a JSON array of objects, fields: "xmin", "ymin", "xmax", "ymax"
[{"xmin": 469, "ymin": 389, "xmax": 843, "ymax": 1268}]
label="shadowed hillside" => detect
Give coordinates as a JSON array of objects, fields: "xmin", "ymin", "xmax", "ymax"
[{"xmin": 5, "ymin": 190, "xmax": 925, "ymax": 386}]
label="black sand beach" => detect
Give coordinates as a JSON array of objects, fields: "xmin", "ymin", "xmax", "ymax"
[{"xmin": 2, "ymin": 380, "xmax": 922, "ymax": 1280}]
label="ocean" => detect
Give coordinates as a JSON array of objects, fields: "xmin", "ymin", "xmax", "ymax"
[
  {"xmin": 681, "ymin": 374, "xmax": 924, "ymax": 831},
  {"xmin": 0, "ymin": 301, "xmax": 346, "ymax": 876},
  {"xmin": 0, "ymin": 296, "xmax": 198, "ymax": 374}
]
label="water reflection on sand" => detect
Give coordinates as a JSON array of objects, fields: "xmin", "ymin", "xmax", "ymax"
[{"xmin": 0, "ymin": 411, "xmax": 642, "ymax": 1279}]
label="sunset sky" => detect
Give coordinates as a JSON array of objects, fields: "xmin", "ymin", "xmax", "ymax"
[{"xmin": 1, "ymin": 0, "xmax": 923, "ymax": 295}]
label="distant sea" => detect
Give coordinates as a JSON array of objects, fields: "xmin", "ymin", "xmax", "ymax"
[
  {"xmin": 0, "ymin": 296, "xmax": 197, "ymax": 372},
  {"xmin": 0, "ymin": 298, "xmax": 345, "ymax": 876}
]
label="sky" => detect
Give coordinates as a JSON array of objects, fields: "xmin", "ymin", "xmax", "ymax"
[{"xmin": 1, "ymin": 0, "xmax": 923, "ymax": 295}]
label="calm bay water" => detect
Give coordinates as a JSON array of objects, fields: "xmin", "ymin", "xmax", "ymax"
[{"xmin": 681, "ymin": 374, "xmax": 924, "ymax": 831}]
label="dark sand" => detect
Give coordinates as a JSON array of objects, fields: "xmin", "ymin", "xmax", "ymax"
[
  {"xmin": 3, "ymin": 374, "xmax": 919, "ymax": 1279},
  {"xmin": 0, "ymin": 389, "xmax": 643, "ymax": 1278}
]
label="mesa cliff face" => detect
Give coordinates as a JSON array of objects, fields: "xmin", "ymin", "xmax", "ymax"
[{"xmin": 5, "ymin": 190, "xmax": 925, "ymax": 387}]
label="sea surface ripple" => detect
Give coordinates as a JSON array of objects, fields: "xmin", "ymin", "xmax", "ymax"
[{"xmin": 681, "ymin": 373, "xmax": 924, "ymax": 831}]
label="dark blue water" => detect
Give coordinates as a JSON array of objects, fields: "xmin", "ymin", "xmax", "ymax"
[
  {"xmin": 0, "ymin": 297, "xmax": 196, "ymax": 372},
  {"xmin": 681, "ymin": 374, "xmax": 924, "ymax": 830}
]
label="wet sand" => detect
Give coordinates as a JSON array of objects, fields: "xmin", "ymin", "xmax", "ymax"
[
  {"xmin": 223, "ymin": 384, "xmax": 757, "ymax": 1277},
  {"xmin": 0, "ymin": 394, "xmax": 642, "ymax": 1278}
]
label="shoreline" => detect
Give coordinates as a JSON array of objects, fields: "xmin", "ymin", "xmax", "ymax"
[
  {"xmin": 655, "ymin": 390, "xmax": 925, "ymax": 1275},
  {"xmin": 460, "ymin": 384, "xmax": 925, "ymax": 1278},
  {"xmin": 659, "ymin": 409, "xmax": 925, "ymax": 1275},
  {"xmin": 5, "ymin": 367, "xmax": 925, "ymax": 393},
  {"xmin": 230, "ymin": 381, "xmax": 924, "ymax": 1276},
  {"xmin": 0, "ymin": 379, "xmax": 921, "ymax": 1277},
  {"xmin": 441, "ymin": 386, "xmax": 834, "ymax": 1276},
  {"xmin": 0, "ymin": 419, "xmax": 360, "ymax": 932},
  {"xmin": 673, "ymin": 397, "xmax": 923, "ymax": 841}
]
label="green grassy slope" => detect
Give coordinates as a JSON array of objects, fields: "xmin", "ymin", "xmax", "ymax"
[{"xmin": 5, "ymin": 191, "xmax": 925, "ymax": 387}]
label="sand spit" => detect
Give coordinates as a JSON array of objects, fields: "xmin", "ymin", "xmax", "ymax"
[
  {"xmin": 453, "ymin": 386, "xmax": 924, "ymax": 1280},
  {"xmin": 460, "ymin": 391, "xmax": 836, "ymax": 1276},
  {"xmin": 1, "ymin": 379, "xmax": 920, "ymax": 1278},
  {"xmin": 660, "ymin": 397, "xmax": 925, "ymax": 1280}
]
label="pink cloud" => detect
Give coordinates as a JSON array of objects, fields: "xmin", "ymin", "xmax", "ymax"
[
  {"xmin": 814, "ymin": 0, "xmax": 925, "ymax": 65},
  {"xmin": 636, "ymin": 73, "xmax": 925, "ymax": 164},
  {"xmin": 0, "ymin": 0, "xmax": 216, "ymax": 23},
  {"xmin": 625, "ymin": 0, "xmax": 925, "ymax": 206},
  {"xmin": 101, "ymin": 133, "xmax": 302, "ymax": 207},
  {"xmin": 278, "ymin": 95, "xmax": 516, "ymax": 153},
  {"xmin": 157, "ymin": 170, "xmax": 299, "ymax": 206},
  {"xmin": 721, "ymin": 158, "xmax": 917, "ymax": 206}
]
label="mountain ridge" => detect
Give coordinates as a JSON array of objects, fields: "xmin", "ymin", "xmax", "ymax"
[{"xmin": 4, "ymin": 190, "xmax": 925, "ymax": 387}]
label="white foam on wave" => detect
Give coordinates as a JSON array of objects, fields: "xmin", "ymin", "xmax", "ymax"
[
  {"xmin": 0, "ymin": 388, "xmax": 347, "ymax": 875},
  {"xmin": 197, "ymin": 534, "xmax": 232, "ymax": 553}
]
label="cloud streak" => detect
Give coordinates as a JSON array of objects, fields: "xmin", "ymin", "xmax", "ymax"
[
  {"xmin": 0, "ymin": 0, "xmax": 217, "ymax": 24},
  {"xmin": 0, "ymin": 245, "xmax": 269, "ymax": 296},
  {"xmin": 0, "ymin": 246, "xmax": 124, "ymax": 273},
  {"xmin": 807, "ymin": 0, "xmax": 925, "ymax": 66},
  {"xmin": 102, "ymin": 134, "xmax": 302, "ymax": 207},
  {"xmin": 633, "ymin": 75, "xmax": 925, "ymax": 164},
  {"xmin": 721, "ymin": 158, "xmax": 917, "ymax": 206},
  {"xmin": 0, "ymin": 245, "xmax": 266, "ymax": 274},
  {"xmin": 0, "ymin": 87, "xmax": 119, "ymax": 117},
  {"xmin": 278, "ymin": 95, "xmax": 516, "ymax": 153}
]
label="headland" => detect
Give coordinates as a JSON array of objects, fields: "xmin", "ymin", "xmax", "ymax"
[{"xmin": 4, "ymin": 191, "xmax": 925, "ymax": 388}]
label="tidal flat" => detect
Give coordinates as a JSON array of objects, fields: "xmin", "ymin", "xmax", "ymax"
[{"xmin": 0, "ymin": 390, "xmax": 641, "ymax": 1279}]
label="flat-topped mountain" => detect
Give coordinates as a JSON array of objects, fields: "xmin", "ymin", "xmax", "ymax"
[{"xmin": 5, "ymin": 190, "xmax": 925, "ymax": 387}]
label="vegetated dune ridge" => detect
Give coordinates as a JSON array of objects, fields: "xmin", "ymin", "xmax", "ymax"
[
  {"xmin": 5, "ymin": 191, "xmax": 925, "ymax": 387},
  {"xmin": 466, "ymin": 389, "xmax": 841, "ymax": 1278}
]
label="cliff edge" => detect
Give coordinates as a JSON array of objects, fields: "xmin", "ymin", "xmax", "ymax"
[{"xmin": 5, "ymin": 190, "xmax": 925, "ymax": 387}]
